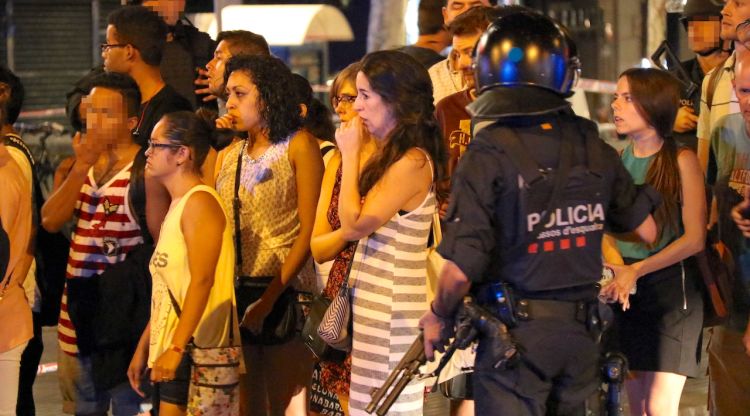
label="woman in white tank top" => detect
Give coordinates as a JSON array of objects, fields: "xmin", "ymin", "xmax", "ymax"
[{"xmin": 128, "ymin": 111, "xmax": 240, "ymax": 416}]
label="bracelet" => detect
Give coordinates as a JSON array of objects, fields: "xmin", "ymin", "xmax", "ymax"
[
  {"xmin": 169, "ymin": 344, "xmax": 185, "ymax": 354},
  {"xmin": 430, "ymin": 301, "xmax": 452, "ymax": 321}
]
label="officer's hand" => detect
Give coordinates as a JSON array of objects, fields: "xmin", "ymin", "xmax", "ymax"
[
  {"xmin": 673, "ymin": 106, "xmax": 698, "ymax": 133},
  {"xmin": 731, "ymin": 186, "xmax": 750, "ymax": 237},
  {"xmin": 419, "ymin": 309, "xmax": 453, "ymax": 361}
]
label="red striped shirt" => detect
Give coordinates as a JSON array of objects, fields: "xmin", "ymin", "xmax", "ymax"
[{"xmin": 58, "ymin": 163, "xmax": 143, "ymax": 356}]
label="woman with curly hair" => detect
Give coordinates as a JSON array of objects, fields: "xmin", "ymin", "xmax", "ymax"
[
  {"xmin": 335, "ymin": 50, "xmax": 446, "ymax": 415},
  {"xmin": 214, "ymin": 55, "xmax": 324, "ymax": 415}
]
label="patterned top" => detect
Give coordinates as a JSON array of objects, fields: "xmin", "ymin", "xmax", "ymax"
[
  {"xmin": 215, "ymin": 138, "xmax": 313, "ymax": 289},
  {"xmin": 58, "ymin": 162, "xmax": 143, "ymax": 356},
  {"xmin": 428, "ymin": 58, "xmax": 465, "ymax": 105},
  {"xmin": 348, "ymin": 152, "xmax": 436, "ymax": 415},
  {"xmin": 319, "ymin": 165, "xmax": 355, "ymax": 396}
]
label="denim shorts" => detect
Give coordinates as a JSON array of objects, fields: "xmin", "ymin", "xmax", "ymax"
[{"xmin": 155, "ymin": 351, "xmax": 192, "ymax": 406}]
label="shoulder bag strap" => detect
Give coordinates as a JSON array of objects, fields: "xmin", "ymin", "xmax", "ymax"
[
  {"xmin": 706, "ymin": 57, "xmax": 729, "ymax": 111},
  {"xmin": 233, "ymin": 141, "xmax": 246, "ymax": 276}
]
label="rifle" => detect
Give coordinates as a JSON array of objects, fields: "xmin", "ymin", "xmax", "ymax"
[
  {"xmin": 366, "ymin": 297, "xmax": 519, "ymax": 415},
  {"xmin": 650, "ymin": 40, "xmax": 698, "ymax": 98}
]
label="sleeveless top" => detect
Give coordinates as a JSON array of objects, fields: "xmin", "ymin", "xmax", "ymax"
[
  {"xmin": 58, "ymin": 162, "xmax": 143, "ymax": 356},
  {"xmin": 148, "ymin": 185, "xmax": 238, "ymax": 367},
  {"xmin": 215, "ymin": 138, "xmax": 301, "ymax": 279},
  {"xmin": 348, "ymin": 150, "xmax": 436, "ymax": 416},
  {"xmin": 617, "ymin": 143, "xmax": 680, "ymax": 259}
]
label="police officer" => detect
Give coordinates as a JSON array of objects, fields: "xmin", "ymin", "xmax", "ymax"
[
  {"xmin": 673, "ymin": 0, "xmax": 729, "ymax": 151},
  {"xmin": 419, "ymin": 10, "xmax": 660, "ymax": 415}
]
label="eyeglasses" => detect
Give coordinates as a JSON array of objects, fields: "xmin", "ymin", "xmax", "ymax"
[
  {"xmin": 147, "ymin": 140, "xmax": 183, "ymax": 151},
  {"xmin": 333, "ymin": 94, "xmax": 356, "ymax": 107},
  {"xmin": 100, "ymin": 43, "xmax": 129, "ymax": 52}
]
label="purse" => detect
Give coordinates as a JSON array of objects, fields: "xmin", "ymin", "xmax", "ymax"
[
  {"xmin": 301, "ymin": 293, "xmax": 346, "ymax": 361},
  {"xmin": 165, "ymin": 288, "xmax": 241, "ymax": 415},
  {"xmin": 695, "ymin": 234, "xmax": 735, "ymax": 327},
  {"xmin": 317, "ymin": 242, "xmax": 360, "ymax": 352},
  {"xmin": 426, "ymin": 210, "xmax": 446, "ymax": 302},
  {"xmin": 231, "ymin": 142, "xmax": 299, "ymax": 345}
]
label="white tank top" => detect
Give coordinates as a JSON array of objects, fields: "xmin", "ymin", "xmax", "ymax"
[{"xmin": 148, "ymin": 185, "xmax": 239, "ymax": 366}]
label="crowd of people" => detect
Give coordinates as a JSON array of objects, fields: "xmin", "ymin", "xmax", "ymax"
[{"xmin": 0, "ymin": 0, "xmax": 749, "ymax": 416}]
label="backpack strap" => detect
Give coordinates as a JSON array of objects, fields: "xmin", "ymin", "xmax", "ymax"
[{"xmin": 3, "ymin": 134, "xmax": 43, "ymax": 225}]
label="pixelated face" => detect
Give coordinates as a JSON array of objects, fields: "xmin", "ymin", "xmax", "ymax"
[
  {"xmin": 206, "ymin": 40, "xmax": 233, "ymax": 97},
  {"xmin": 442, "ymin": 0, "xmax": 489, "ymax": 26},
  {"xmin": 142, "ymin": 0, "xmax": 186, "ymax": 26},
  {"xmin": 103, "ymin": 26, "xmax": 129, "ymax": 74},
  {"xmin": 721, "ymin": 0, "xmax": 750, "ymax": 41},
  {"xmin": 333, "ymin": 80, "xmax": 358, "ymax": 123},
  {"xmin": 611, "ymin": 77, "xmax": 652, "ymax": 137},
  {"xmin": 225, "ymin": 71, "xmax": 264, "ymax": 133},
  {"xmin": 733, "ymin": 58, "xmax": 750, "ymax": 131},
  {"xmin": 688, "ymin": 18, "xmax": 723, "ymax": 53},
  {"xmin": 145, "ymin": 118, "xmax": 181, "ymax": 178},
  {"xmin": 453, "ymin": 31, "xmax": 482, "ymax": 91},
  {"xmin": 83, "ymin": 87, "xmax": 129, "ymax": 146},
  {"xmin": 354, "ymin": 71, "xmax": 396, "ymax": 140}
]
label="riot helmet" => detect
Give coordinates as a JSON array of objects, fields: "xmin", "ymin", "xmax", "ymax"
[
  {"xmin": 474, "ymin": 10, "xmax": 580, "ymax": 98},
  {"xmin": 681, "ymin": 0, "xmax": 723, "ymax": 26}
]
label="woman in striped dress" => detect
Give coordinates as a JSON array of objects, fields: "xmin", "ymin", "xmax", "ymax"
[{"xmin": 335, "ymin": 50, "xmax": 447, "ymax": 415}]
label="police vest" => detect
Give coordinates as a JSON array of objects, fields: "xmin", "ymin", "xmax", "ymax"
[{"xmin": 483, "ymin": 115, "xmax": 609, "ymax": 294}]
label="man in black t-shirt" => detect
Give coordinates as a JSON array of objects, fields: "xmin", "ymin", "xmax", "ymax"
[{"xmin": 420, "ymin": 11, "xmax": 659, "ymax": 414}]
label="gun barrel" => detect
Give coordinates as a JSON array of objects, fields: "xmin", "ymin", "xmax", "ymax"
[{"xmin": 366, "ymin": 332, "xmax": 426, "ymax": 414}]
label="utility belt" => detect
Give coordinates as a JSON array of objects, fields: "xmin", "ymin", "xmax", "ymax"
[{"xmin": 475, "ymin": 282, "xmax": 613, "ymax": 342}]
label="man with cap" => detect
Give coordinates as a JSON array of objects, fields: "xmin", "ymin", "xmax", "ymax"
[
  {"xmin": 674, "ymin": 0, "xmax": 729, "ymax": 151},
  {"xmin": 419, "ymin": 9, "xmax": 660, "ymax": 414}
]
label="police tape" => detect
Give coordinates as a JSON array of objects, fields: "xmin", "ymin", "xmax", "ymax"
[{"xmin": 37, "ymin": 362, "xmax": 58, "ymax": 375}]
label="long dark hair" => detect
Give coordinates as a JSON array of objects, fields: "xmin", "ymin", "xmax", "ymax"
[
  {"xmin": 357, "ymin": 50, "xmax": 447, "ymax": 196},
  {"xmin": 225, "ymin": 55, "xmax": 302, "ymax": 144},
  {"xmin": 620, "ymin": 67, "xmax": 682, "ymax": 240}
]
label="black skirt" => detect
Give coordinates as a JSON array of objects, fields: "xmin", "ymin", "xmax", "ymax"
[{"xmin": 609, "ymin": 258, "xmax": 704, "ymax": 377}]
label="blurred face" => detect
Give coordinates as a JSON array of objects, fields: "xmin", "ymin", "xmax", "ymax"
[
  {"xmin": 225, "ymin": 71, "xmax": 264, "ymax": 134},
  {"xmin": 144, "ymin": 118, "xmax": 184, "ymax": 178},
  {"xmin": 453, "ymin": 31, "xmax": 483, "ymax": 91},
  {"xmin": 354, "ymin": 72, "xmax": 396, "ymax": 140},
  {"xmin": 721, "ymin": 0, "xmax": 750, "ymax": 41},
  {"xmin": 333, "ymin": 80, "xmax": 358, "ymax": 123},
  {"xmin": 611, "ymin": 76, "xmax": 652, "ymax": 137},
  {"xmin": 102, "ymin": 26, "xmax": 131, "ymax": 74},
  {"xmin": 688, "ymin": 18, "xmax": 723, "ymax": 53},
  {"xmin": 206, "ymin": 40, "xmax": 233, "ymax": 98},
  {"xmin": 83, "ymin": 87, "xmax": 130, "ymax": 146},
  {"xmin": 442, "ymin": 0, "xmax": 489, "ymax": 26},
  {"xmin": 733, "ymin": 58, "xmax": 750, "ymax": 133},
  {"xmin": 142, "ymin": 0, "xmax": 185, "ymax": 26}
]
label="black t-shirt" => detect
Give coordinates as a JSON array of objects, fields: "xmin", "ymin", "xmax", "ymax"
[
  {"xmin": 437, "ymin": 114, "xmax": 651, "ymax": 299},
  {"xmin": 134, "ymin": 84, "xmax": 193, "ymax": 147}
]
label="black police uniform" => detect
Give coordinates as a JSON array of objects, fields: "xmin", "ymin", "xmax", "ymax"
[{"xmin": 436, "ymin": 10, "xmax": 657, "ymax": 415}]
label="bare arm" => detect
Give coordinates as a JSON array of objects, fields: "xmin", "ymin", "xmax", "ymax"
[
  {"xmin": 311, "ymin": 153, "xmax": 348, "ymax": 263},
  {"xmin": 144, "ymin": 178, "xmax": 170, "ymax": 242},
  {"xmin": 41, "ymin": 132, "xmax": 99, "ymax": 232}
]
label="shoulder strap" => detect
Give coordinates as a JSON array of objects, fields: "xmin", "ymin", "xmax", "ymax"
[
  {"xmin": 320, "ymin": 142, "xmax": 336, "ymax": 158},
  {"xmin": 165, "ymin": 282, "xmax": 235, "ymax": 348},
  {"xmin": 706, "ymin": 57, "xmax": 729, "ymax": 110},
  {"xmin": 3, "ymin": 133, "xmax": 44, "ymax": 226},
  {"xmin": 233, "ymin": 141, "xmax": 246, "ymax": 276}
]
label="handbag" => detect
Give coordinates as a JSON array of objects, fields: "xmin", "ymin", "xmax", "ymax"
[
  {"xmin": 695, "ymin": 234, "xmax": 735, "ymax": 327},
  {"xmin": 317, "ymin": 242, "xmax": 360, "ymax": 352},
  {"xmin": 301, "ymin": 293, "xmax": 346, "ymax": 361},
  {"xmin": 165, "ymin": 288, "xmax": 241, "ymax": 415},
  {"xmin": 231, "ymin": 141, "xmax": 298, "ymax": 345}
]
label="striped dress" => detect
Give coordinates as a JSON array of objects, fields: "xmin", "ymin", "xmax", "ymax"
[
  {"xmin": 348, "ymin": 175, "xmax": 435, "ymax": 415},
  {"xmin": 58, "ymin": 163, "xmax": 143, "ymax": 356}
]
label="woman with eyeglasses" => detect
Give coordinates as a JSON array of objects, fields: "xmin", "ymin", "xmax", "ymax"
[
  {"xmin": 128, "ymin": 111, "xmax": 241, "ymax": 415},
  {"xmin": 309, "ymin": 61, "xmax": 378, "ymax": 415},
  {"xmin": 335, "ymin": 51, "xmax": 446, "ymax": 415},
  {"xmin": 214, "ymin": 54, "xmax": 324, "ymax": 416}
]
